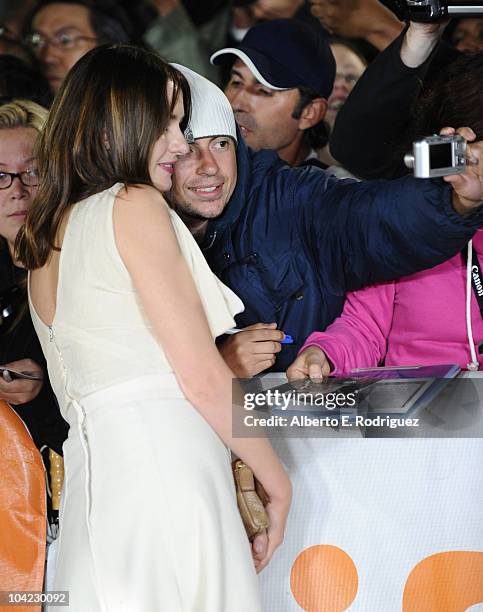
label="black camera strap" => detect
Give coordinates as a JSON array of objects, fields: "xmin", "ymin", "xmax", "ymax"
[{"xmin": 462, "ymin": 245, "xmax": 483, "ymax": 320}]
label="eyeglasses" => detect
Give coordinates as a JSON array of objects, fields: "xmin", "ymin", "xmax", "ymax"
[
  {"xmin": 24, "ymin": 31, "xmax": 97, "ymax": 54},
  {"xmin": 0, "ymin": 170, "xmax": 39, "ymax": 189}
]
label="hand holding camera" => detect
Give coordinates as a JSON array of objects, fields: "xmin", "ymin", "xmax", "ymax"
[
  {"xmin": 396, "ymin": 0, "xmax": 483, "ymax": 23},
  {"xmin": 404, "ymin": 133, "xmax": 467, "ymax": 178},
  {"xmin": 405, "ymin": 127, "xmax": 482, "ymax": 214},
  {"xmin": 438, "ymin": 127, "xmax": 483, "ymax": 215}
]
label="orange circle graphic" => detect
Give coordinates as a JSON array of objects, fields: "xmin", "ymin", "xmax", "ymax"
[
  {"xmin": 403, "ymin": 551, "xmax": 483, "ymax": 612},
  {"xmin": 290, "ymin": 544, "xmax": 358, "ymax": 612}
]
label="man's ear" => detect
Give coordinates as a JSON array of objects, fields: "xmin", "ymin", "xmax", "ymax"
[{"xmin": 297, "ymin": 98, "xmax": 328, "ymax": 130}]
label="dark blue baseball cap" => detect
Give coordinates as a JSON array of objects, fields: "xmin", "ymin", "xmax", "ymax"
[{"xmin": 210, "ymin": 19, "xmax": 335, "ymax": 99}]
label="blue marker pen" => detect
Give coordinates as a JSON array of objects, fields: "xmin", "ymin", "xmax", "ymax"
[{"xmin": 225, "ymin": 328, "xmax": 294, "ymax": 344}]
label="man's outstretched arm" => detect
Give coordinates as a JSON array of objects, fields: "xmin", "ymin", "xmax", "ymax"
[{"xmin": 294, "ymin": 130, "xmax": 483, "ymax": 290}]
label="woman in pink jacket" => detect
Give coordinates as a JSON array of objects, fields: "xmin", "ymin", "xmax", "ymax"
[{"xmin": 288, "ymin": 230, "xmax": 483, "ymax": 378}]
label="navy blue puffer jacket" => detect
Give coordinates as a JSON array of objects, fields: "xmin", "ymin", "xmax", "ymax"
[{"xmin": 201, "ymin": 135, "xmax": 483, "ymax": 371}]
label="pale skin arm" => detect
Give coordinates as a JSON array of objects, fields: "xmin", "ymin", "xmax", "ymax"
[
  {"xmin": 0, "ymin": 358, "xmax": 44, "ymax": 405},
  {"xmin": 400, "ymin": 20, "xmax": 449, "ymax": 68},
  {"xmin": 114, "ymin": 185, "xmax": 291, "ymax": 572}
]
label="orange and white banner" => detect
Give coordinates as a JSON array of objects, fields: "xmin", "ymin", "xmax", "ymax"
[{"xmin": 259, "ymin": 438, "xmax": 483, "ymax": 611}]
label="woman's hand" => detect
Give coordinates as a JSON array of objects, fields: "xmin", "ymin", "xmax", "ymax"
[
  {"xmin": 251, "ymin": 475, "xmax": 292, "ymax": 573},
  {"xmin": 286, "ymin": 346, "xmax": 331, "ymax": 382},
  {"xmin": 0, "ymin": 358, "xmax": 44, "ymax": 405}
]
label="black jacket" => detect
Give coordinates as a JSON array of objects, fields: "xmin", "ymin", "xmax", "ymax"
[
  {"xmin": 0, "ymin": 246, "xmax": 68, "ymax": 454},
  {"xmin": 330, "ymin": 28, "xmax": 461, "ymax": 180}
]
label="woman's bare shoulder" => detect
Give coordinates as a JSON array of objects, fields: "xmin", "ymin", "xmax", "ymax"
[
  {"xmin": 114, "ymin": 183, "xmax": 171, "ymax": 227},
  {"xmin": 112, "ymin": 182, "xmax": 179, "ymax": 264},
  {"xmin": 115, "ymin": 183, "xmax": 167, "ymax": 207}
]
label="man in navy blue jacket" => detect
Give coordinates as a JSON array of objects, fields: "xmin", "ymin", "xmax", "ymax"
[{"xmin": 171, "ymin": 64, "xmax": 483, "ymax": 375}]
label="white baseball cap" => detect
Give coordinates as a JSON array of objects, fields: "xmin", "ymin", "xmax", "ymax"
[{"xmin": 172, "ymin": 63, "xmax": 237, "ymax": 143}]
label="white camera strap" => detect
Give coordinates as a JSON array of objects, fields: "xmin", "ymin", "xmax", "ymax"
[{"xmin": 463, "ymin": 241, "xmax": 483, "ymax": 371}]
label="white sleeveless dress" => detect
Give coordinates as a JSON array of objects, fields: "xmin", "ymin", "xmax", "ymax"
[{"xmin": 29, "ymin": 184, "xmax": 263, "ymax": 612}]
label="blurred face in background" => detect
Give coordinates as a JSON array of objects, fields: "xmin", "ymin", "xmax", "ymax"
[
  {"xmin": 452, "ymin": 19, "xmax": 483, "ymax": 53},
  {"xmin": 326, "ymin": 43, "xmax": 366, "ymax": 128},
  {"xmin": 0, "ymin": 127, "xmax": 38, "ymax": 257},
  {"xmin": 29, "ymin": 3, "xmax": 97, "ymax": 92}
]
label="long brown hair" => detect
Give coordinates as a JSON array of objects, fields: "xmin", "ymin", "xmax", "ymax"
[{"xmin": 16, "ymin": 44, "xmax": 191, "ymax": 269}]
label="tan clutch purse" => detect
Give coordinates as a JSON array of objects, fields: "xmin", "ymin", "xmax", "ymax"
[{"xmin": 232, "ymin": 459, "xmax": 269, "ymax": 541}]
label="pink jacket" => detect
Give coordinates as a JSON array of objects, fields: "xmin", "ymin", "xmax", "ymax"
[{"xmin": 300, "ymin": 231, "xmax": 483, "ymax": 374}]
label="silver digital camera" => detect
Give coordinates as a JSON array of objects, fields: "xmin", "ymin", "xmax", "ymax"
[
  {"xmin": 395, "ymin": 0, "xmax": 483, "ymax": 22},
  {"xmin": 404, "ymin": 134, "xmax": 467, "ymax": 178}
]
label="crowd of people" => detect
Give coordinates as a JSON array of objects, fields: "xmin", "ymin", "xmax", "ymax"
[{"xmin": 0, "ymin": 0, "xmax": 482, "ymax": 610}]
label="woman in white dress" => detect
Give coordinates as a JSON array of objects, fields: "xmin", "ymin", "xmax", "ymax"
[{"xmin": 17, "ymin": 45, "xmax": 291, "ymax": 611}]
